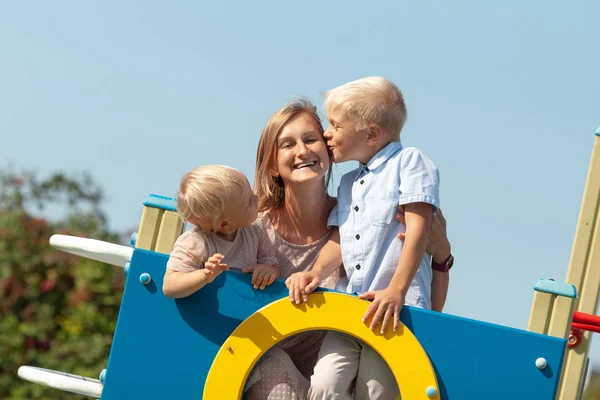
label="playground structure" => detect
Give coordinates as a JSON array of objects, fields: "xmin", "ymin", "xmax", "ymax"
[{"xmin": 16, "ymin": 128, "xmax": 600, "ymax": 399}]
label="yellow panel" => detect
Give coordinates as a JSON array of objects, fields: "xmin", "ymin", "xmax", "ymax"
[
  {"xmin": 154, "ymin": 211, "xmax": 184, "ymax": 255},
  {"xmin": 565, "ymin": 137, "xmax": 600, "ymax": 292},
  {"xmin": 527, "ymin": 291, "xmax": 552, "ymax": 334},
  {"xmin": 204, "ymin": 292, "xmax": 439, "ymax": 400},
  {"xmin": 136, "ymin": 206, "xmax": 163, "ymax": 251},
  {"xmin": 547, "ymin": 295, "xmax": 576, "ymax": 339},
  {"xmin": 558, "ymin": 333, "xmax": 591, "ymax": 400},
  {"xmin": 559, "ymin": 134, "xmax": 600, "ymax": 399}
]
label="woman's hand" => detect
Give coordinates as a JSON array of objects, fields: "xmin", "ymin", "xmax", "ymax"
[{"xmin": 396, "ymin": 206, "xmax": 451, "ymax": 263}]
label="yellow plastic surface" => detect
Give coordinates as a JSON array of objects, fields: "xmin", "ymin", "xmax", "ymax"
[{"xmin": 204, "ymin": 292, "xmax": 439, "ymax": 399}]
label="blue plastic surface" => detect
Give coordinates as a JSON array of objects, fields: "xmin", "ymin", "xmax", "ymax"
[
  {"xmin": 534, "ymin": 278, "xmax": 577, "ymax": 298},
  {"xmin": 595, "ymin": 126, "xmax": 600, "ymax": 136},
  {"xmin": 129, "ymin": 232, "xmax": 137, "ymax": 247},
  {"xmin": 100, "ymin": 249, "xmax": 567, "ymax": 400},
  {"xmin": 143, "ymin": 194, "xmax": 177, "ymax": 212},
  {"xmin": 139, "ymin": 273, "xmax": 151, "ymax": 284}
]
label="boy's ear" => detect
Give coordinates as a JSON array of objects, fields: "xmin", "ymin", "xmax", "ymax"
[
  {"xmin": 220, "ymin": 220, "xmax": 229, "ymax": 229},
  {"xmin": 366, "ymin": 124, "xmax": 383, "ymax": 146}
]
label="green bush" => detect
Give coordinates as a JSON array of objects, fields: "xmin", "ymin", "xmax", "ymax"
[{"xmin": 0, "ymin": 170, "xmax": 126, "ymax": 399}]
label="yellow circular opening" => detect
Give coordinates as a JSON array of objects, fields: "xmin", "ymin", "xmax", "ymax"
[{"xmin": 204, "ymin": 292, "xmax": 439, "ymax": 399}]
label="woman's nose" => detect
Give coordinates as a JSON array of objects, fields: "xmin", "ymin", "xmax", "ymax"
[{"xmin": 297, "ymin": 143, "xmax": 310, "ymax": 155}]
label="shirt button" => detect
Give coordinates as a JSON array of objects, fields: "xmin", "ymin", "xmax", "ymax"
[
  {"xmin": 354, "ymin": 205, "xmax": 359, "ymax": 212},
  {"xmin": 355, "ymin": 264, "xmax": 361, "ymax": 270},
  {"xmin": 355, "ymin": 234, "xmax": 360, "ymax": 240},
  {"xmin": 360, "ymin": 180, "xmax": 364, "ymax": 185}
]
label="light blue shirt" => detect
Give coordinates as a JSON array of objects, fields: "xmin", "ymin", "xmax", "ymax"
[{"xmin": 328, "ymin": 142, "xmax": 440, "ymax": 309}]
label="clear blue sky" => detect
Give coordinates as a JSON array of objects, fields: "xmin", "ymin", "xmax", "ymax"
[{"xmin": 1, "ymin": 1, "xmax": 599, "ymax": 367}]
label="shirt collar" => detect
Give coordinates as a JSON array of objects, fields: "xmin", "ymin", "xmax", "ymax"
[{"xmin": 359, "ymin": 142, "xmax": 403, "ymax": 172}]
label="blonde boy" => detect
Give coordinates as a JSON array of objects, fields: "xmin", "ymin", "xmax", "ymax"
[
  {"xmin": 285, "ymin": 77, "xmax": 440, "ymax": 399},
  {"xmin": 162, "ymin": 165, "xmax": 279, "ymax": 298}
]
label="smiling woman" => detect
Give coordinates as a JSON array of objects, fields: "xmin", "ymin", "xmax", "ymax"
[
  {"xmin": 276, "ymin": 113, "xmax": 330, "ymax": 187},
  {"xmin": 247, "ymin": 98, "xmax": 342, "ymax": 400}
]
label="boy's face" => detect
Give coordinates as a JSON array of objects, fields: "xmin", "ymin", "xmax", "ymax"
[{"xmin": 324, "ymin": 107, "xmax": 369, "ymax": 164}]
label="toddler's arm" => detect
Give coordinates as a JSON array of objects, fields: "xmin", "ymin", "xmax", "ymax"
[
  {"xmin": 240, "ymin": 224, "xmax": 280, "ymax": 290},
  {"xmin": 163, "ymin": 254, "xmax": 229, "ymax": 298}
]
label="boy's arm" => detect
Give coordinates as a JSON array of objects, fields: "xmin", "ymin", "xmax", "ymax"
[
  {"xmin": 360, "ymin": 202, "xmax": 432, "ymax": 332},
  {"xmin": 285, "ymin": 228, "xmax": 343, "ymax": 304},
  {"xmin": 431, "ymin": 270, "xmax": 449, "ymax": 312}
]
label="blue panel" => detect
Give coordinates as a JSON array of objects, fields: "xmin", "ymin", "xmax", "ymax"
[
  {"xmin": 143, "ymin": 194, "xmax": 177, "ymax": 211},
  {"xmin": 534, "ymin": 278, "xmax": 577, "ymax": 298},
  {"xmin": 101, "ymin": 249, "xmax": 566, "ymax": 400},
  {"xmin": 402, "ymin": 308, "xmax": 566, "ymax": 399},
  {"xmin": 100, "ymin": 249, "xmax": 291, "ymax": 400}
]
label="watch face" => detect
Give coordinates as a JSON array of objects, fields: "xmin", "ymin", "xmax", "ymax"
[{"xmin": 447, "ymin": 255, "xmax": 454, "ymax": 269}]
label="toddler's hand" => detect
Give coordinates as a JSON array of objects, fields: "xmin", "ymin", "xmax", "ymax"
[
  {"xmin": 285, "ymin": 271, "xmax": 321, "ymax": 304},
  {"xmin": 204, "ymin": 253, "xmax": 229, "ymax": 283},
  {"xmin": 242, "ymin": 264, "xmax": 278, "ymax": 290}
]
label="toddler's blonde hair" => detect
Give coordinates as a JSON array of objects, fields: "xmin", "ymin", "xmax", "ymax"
[{"xmin": 177, "ymin": 165, "xmax": 248, "ymax": 232}]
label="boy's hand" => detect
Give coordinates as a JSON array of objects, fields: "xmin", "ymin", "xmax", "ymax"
[
  {"xmin": 396, "ymin": 207, "xmax": 451, "ymax": 264},
  {"xmin": 285, "ymin": 271, "xmax": 321, "ymax": 304},
  {"xmin": 359, "ymin": 287, "xmax": 406, "ymax": 334},
  {"xmin": 204, "ymin": 253, "xmax": 229, "ymax": 283},
  {"xmin": 242, "ymin": 264, "xmax": 278, "ymax": 290}
]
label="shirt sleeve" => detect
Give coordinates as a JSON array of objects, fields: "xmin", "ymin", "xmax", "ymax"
[
  {"xmin": 398, "ymin": 148, "xmax": 440, "ymax": 212},
  {"xmin": 166, "ymin": 231, "xmax": 209, "ymax": 272},
  {"xmin": 256, "ymin": 225, "xmax": 279, "ymax": 266},
  {"xmin": 327, "ymin": 203, "xmax": 340, "ymax": 228}
]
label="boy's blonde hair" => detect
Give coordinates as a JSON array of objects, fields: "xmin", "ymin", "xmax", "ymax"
[
  {"xmin": 255, "ymin": 97, "xmax": 332, "ymax": 212},
  {"xmin": 176, "ymin": 165, "xmax": 248, "ymax": 233},
  {"xmin": 324, "ymin": 76, "xmax": 407, "ymax": 141}
]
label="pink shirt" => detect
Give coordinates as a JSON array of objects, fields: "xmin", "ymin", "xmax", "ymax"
[{"xmin": 166, "ymin": 222, "xmax": 278, "ymax": 272}]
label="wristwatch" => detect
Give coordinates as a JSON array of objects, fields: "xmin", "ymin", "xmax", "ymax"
[{"xmin": 431, "ymin": 254, "xmax": 454, "ymax": 273}]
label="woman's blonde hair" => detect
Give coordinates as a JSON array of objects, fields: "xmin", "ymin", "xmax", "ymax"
[
  {"xmin": 176, "ymin": 165, "xmax": 248, "ymax": 233},
  {"xmin": 324, "ymin": 76, "xmax": 407, "ymax": 140},
  {"xmin": 255, "ymin": 97, "xmax": 331, "ymax": 212}
]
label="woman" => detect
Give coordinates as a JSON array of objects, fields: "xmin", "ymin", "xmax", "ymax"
[{"xmin": 245, "ymin": 98, "xmax": 452, "ymax": 400}]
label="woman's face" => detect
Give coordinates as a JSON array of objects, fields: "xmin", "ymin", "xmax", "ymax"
[{"xmin": 275, "ymin": 112, "xmax": 330, "ymax": 186}]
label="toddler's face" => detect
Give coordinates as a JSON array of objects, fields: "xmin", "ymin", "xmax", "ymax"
[{"xmin": 226, "ymin": 179, "xmax": 258, "ymax": 229}]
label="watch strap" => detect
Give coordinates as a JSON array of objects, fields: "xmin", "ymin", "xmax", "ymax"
[{"xmin": 432, "ymin": 254, "xmax": 454, "ymax": 272}]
